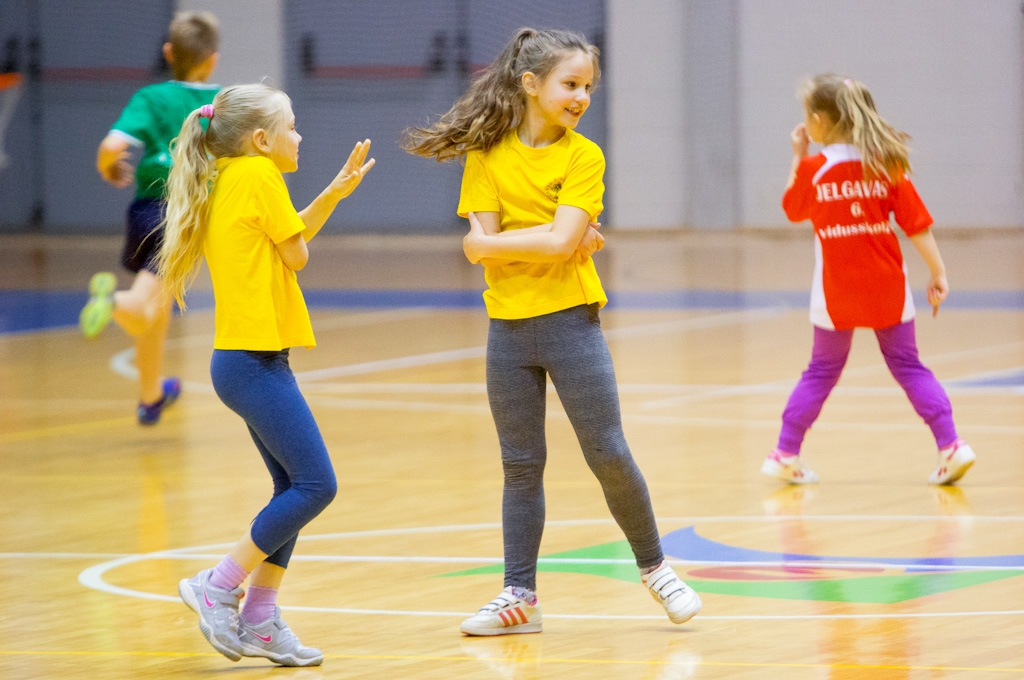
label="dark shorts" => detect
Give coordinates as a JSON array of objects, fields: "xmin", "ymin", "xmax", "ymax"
[{"xmin": 121, "ymin": 198, "xmax": 165, "ymax": 274}]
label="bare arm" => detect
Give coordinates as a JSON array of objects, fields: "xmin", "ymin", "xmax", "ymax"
[
  {"xmin": 296, "ymin": 139, "xmax": 375, "ymax": 242},
  {"xmin": 785, "ymin": 123, "xmax": 810, "ymax": 192},
  {"xmin": 274, "ymin": 140, "xmax": 374, "ymax": 271},
  {"xmin": 908, "ymin": 228, "xmax": 948, "ymax": 317},
  {"xmin": 463, "ymin": 206, "xmax": 592, "ymax": 264},
  {"xmin": 96, "ymin": 134, "xmax": 135, "ymax": 188},
  {"xmin": 275, "ymin": 232, "xmax": 309, "ymax": 271}
]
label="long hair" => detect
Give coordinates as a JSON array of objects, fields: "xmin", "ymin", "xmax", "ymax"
[
  {"xmin": 802, "ymin": 73, "xmax": 911, "ymax": 181},
  {"xmin": 167, "ymin": 11, "xmax": 219, "ymax": 80},
  {"xmin": 155, "ymin": 83, "xmax": 291, "ymax": 309},
  {"xmin": 402, "ymin": 27, "xmax": 600, "ymax": 161}
]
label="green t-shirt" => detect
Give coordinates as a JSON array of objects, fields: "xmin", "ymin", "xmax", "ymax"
[{"xmin": 109, "ymin": 80, "xmax": 220, "ymax": 199}]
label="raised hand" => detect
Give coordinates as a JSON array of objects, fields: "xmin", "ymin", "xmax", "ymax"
[
  {"xmin": 329, "ymin": 139, "xmax": 375, "ymax": 199},
  {"xmin": 791, "ymin": 123, "xmax": 810, "ymax": 158}
]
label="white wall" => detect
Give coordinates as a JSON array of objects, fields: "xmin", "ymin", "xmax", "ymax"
[
  {"xmin": 740, "ymin": 0, "xmax": 1023, "ymax": 228},
  {"xmin": 607, "ymin": 0, "xmax": 1024, "ymax": 229},
  {"xmin": 176, "ymin": 0, "xmax": 285, "ymax": 89},
  {"xmin": 606, "ymin": 0, "xmax": 688, "ymax": 228}
]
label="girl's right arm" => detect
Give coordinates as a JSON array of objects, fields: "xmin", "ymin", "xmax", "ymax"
[
  {"xmin": 785, "ymin": 123, "xmax": 810, "ymax": 191},
  {"xmin": 96, "ymin": 134, "xmax": 134, "ymax": 188}
]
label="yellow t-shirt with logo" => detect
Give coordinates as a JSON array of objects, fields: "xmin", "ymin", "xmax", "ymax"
[
  {"xmin": 457, "ymin": 129, "xmax": 608, "ymax": 320},
  {"xmin": 204, "ymin": 155, "xmax": 315, "ymax": 350}
]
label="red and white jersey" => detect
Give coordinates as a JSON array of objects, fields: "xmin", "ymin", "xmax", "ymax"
[{"xmin": 782, "ymin": 144, "xmax": 933, "ymax": 330}]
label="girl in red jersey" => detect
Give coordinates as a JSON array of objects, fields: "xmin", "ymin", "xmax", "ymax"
[{"xmin": 762, "ymin": 73, "xmax": 975, "ymax": 486}]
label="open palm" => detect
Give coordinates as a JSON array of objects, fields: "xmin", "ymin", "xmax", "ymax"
[{"xmin": 330, "ymin": 139, "xmax": 376, "ymax": 199}]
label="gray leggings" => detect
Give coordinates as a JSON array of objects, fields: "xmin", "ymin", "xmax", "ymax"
[{"xmin": 487, "ymin": 303, "xmax": 664, "ymax": 590}]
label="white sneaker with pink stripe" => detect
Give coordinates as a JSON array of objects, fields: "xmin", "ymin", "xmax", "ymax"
[
  {"xmin": 460, "ymin": 587, "xmax": 542, "ymax": 636},
  {"xmin": 928, "ymin": 439, "xmax": 976, "ymax": 485}
]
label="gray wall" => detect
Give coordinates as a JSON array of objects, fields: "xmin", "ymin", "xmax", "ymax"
[
  {"xmin": 2, "ymin": 1, "xmax": 1022, "ymax": 232},
  {"xmin": 0, "ymin": 0, "xmax": 605, "ymax": 233}
]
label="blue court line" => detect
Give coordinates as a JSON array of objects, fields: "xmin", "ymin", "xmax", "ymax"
[
  {"xmin": 662, "ymin": 526, "xmax": 1024, "ymax": 570},
  {"xmin": 2, "ymin": 288, "xmax": 1024, "ymax": 336}
]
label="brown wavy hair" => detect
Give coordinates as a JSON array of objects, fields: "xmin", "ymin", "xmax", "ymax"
[{"xmin": 402, "ymin": 27, "xmax": 600, "ymax": 161}]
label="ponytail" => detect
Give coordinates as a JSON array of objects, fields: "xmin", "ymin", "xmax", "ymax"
[
  {"xmin": 155, "ymin": 108, "xmax": 214, "ymax": 310},
  {"xmin": 156, "ymin": 83, "xmax": 291, "ymax": 310},
  {"xmin": 403, "ymin": 27, "xmax": 600, "ymax": 161},
  {"xmin": 803, "ymin": 74, "xmax": 911, "ymax": 181}
]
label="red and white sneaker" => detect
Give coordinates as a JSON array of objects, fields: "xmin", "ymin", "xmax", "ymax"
[
  {"xmin": 761, "ymin": 449, "xmax": 819, "ymax": 484},
  {"xmin": 928, "ymin": 440, "xmax": 976, "ymax": 485},
  {"xmin": 460, "ymin": 587, "xmax": 542, "ymax": 636}
]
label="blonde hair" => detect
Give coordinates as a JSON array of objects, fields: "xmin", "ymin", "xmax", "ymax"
[
  {"xmin": 801, "ymin": 74, "xmax": 911, "ymax": 181},
  {"xmin": 156, "ymin": 83, "xmax": 291, "ymax": 309},
  {"xmin": 167, "ymin": 11, "xmax": 219, "ymax": 81},
  {"xmin": 402, "ymin": 27, "xmax": 600, "ymax": 161}
]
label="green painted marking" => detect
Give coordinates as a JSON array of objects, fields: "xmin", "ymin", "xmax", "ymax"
[{"xmin": 438, "ymin": 540, "xmax": 1024, "ymax": 603}]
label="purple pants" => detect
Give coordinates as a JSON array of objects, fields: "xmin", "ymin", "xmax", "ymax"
[{"xmin": 777, "ymin": 320, "xmax": 957, "ymax": 454}]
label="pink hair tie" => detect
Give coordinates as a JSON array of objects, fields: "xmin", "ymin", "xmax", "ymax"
[
  {"xmin": 844, "ymin": 79, "xmax": 853, "ymax": 87},
  {"xmin": 198, "ymin": 104, "xmax": 215, "ymax": 119}
]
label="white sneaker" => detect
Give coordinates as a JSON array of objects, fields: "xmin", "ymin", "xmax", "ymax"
[
  {"xmin": 238, "ymin": 607, "xmax": 323, "ymax": 667},
  {"xmin": 928, "ymin": 440, "xmax": 976, "ymax": 485},
  {"xmin": 177, "ymin": 569, "xmax": 244, "ymax": 661},
  {"xmin": 460, "ymin": 587, "xmax": 542, "ymax": 636},
  {"xmin": 642, "ymin": 561, "xmax": 702, "ymax": 624},
  {"xmin": 761, "ymin": 449, "xmax": 819, "ymax": 484}
]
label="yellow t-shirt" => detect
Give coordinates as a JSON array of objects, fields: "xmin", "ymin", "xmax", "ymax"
[
  {"xmin": 457, "ymin": 129, "xmax": 608, "ymax": 319},
  {"xmin": 205, "ymin": 155, "xmax": 315, "ymax": 350}
]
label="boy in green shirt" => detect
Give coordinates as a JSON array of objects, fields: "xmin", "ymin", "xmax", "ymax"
[{"xmin": 81, "ymin": 11, "xmax": 220, "ymax": 424}]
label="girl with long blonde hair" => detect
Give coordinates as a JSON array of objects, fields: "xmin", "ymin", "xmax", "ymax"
[
  {"xmin": 161, "ymin": 83, "xmax": 374, "ymax": 666},
  {"xmin": 764, "ymin": 73, "xmax": 975, "ymax": 486}
]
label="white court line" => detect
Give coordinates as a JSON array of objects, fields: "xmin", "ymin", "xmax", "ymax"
[
  {"xmin": 77, "ymin": 518, "xmax": 1024, "ymax": 621},
  {"xmin": 292, "ymin": 309, "xmax": 785, "ymax": 383},
  {"xmin": 293, "ymin": 394, "xmax": 1024, "ymax": 434},
  {"xmin": 47, "ymin": 552, "xmax": 1024, "ymax": 572}
]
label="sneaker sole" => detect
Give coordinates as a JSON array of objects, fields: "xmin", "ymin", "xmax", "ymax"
[
  {"xmin": 240, "ymin": 643, "xmax": 323, "ymax": 667},
  {"xmin": 760, "ymin": 460, "xmax": 819, "ymax": 485},
  {"xmin": 931, "ymin": 458, "xmax": 975, "ymax": 485},
  {"xmin": 666, "ymin": 597, "xmax": 703, "ymax": 624},
  {"xmin": 460, "ymin": 622, "xmax": 543, "ymax": 636},
  {"xmin": 178, "ymin": 579, "xmax": 243, "ymax": 662},
  {"xmin": 80, "ymin": 273, "xmax": 116, "ymax": 338}
]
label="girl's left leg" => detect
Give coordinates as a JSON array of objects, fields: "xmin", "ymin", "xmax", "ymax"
[
  {"xmin": 545, "ymin": 305, "xmax": 700, "ymax": 624},
  {"xmin": 181, "ymin": 349, "xmax": 334, "ymax": 665},
  {"xmin": 543, "ymin": 307, "xmax": 661, "ymax": 568},
  {"xmin": 875, "ymin": 320, "xmax": 956, "ymax": 446},
  {"xmin": 875, "ymin": 320, "xmax": 975, "ymax": 484}
]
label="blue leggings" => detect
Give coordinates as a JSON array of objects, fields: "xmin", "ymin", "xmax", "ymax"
[
  {"xmin": 487, "ymin": 304, "xmax": 664, "ymax": 591},
  {"xmin": 211, "ymin": 349, "xmax": 337, "ymax": 568}
]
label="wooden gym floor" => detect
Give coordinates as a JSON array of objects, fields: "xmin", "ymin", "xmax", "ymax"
[{"xmin": 1, "ymin": 228, "xmax": 1023, "ymax": 678}]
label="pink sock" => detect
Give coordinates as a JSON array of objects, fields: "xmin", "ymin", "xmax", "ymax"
[
  {"xmin": 771, "ymin": 448, "xmax": 797, "ymax": 461},
  {"xmin": 209, "ymin": 555, "xmax": 248, "ymax": 591},
  {"xmin": 241, "ymin": 585, "xmax": 279, "ymax": 624}
]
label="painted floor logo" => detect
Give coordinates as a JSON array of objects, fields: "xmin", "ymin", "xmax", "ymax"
[{"xmin": 441, "ymin": 526, "xmax": 1024, "ymax": 604}]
